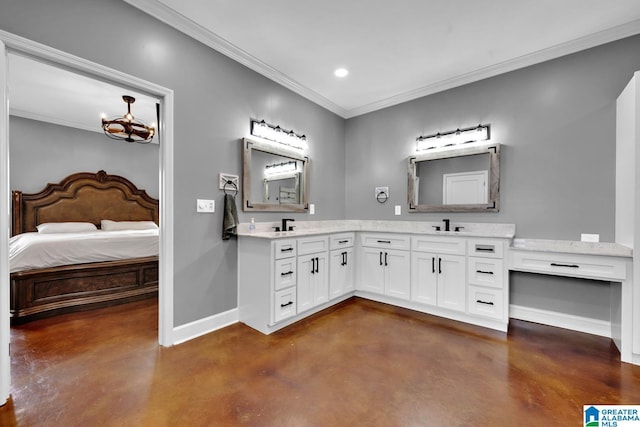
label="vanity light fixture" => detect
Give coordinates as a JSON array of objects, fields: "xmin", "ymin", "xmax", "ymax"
[
  {"xmin": 416, "ymin": 124, "xmax": 490, "ymax": 152},
  {"xmin": 101, "ymin": 95, "xmax": 156, "ymax": 143},
  {"xmin": 250, "ymin": 119, "xmax": 308, "ymax": 151},
  {"xmin": 264, "ymin": 160, "xmax": 298, "ymax": 177}
]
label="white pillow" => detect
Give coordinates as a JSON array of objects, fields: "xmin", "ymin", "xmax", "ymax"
[
  {"xmin": 101, "ymin": 219, "xmax": 158, "ymax": 231},
  {"xmin": 36, "ymin": 222, "xmax": 98, "ymax": 234}
]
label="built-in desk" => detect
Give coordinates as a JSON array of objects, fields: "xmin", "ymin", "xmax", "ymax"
[{"xmin": 509, "ymin": 238, "xmax": 635, "ymax": 364}]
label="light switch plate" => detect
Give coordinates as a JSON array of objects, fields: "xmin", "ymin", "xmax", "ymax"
[
  {"xmin": 309, "ymin": 204, "xmax": 315, "ymax": 215},
  {"xmin": 394, "ymin": 205, "xmax": 401, "ymax": 215},
  {"xmin": 581, "ymin": 233, "xmax": 599, "ymax": 242},
  {"xmin": 197, "ymin": 199, "xmax": 215, "ymax": 213}
]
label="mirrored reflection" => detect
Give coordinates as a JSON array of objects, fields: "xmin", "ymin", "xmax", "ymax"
[
  {"xmin": 416, "ymin": 153, "xmax": 490, "ymax": 205},
  {"xmin": 242, "ymin": 137, "xmax": 309, "ymax": 212}
]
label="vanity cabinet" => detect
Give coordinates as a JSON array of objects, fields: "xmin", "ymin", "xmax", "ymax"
[
  {"xmin": 411, "ymin": 236, "xmax": 466, "ymax": 312},
  {"xmin": 359, "ymin": 234, "xmax": 411, "ymax": 300},
  {"xmin": 329, "ymin": 233, "xmax": 355, "ymax": 299},
  {"xmin": 296, "ymin": 236, "xmax": 329, "ymax": 313},
  {"xmin": 466, "ymin": 239, "xmax": 508, "ymax": 322}
]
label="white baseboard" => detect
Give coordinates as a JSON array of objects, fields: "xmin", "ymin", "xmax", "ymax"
[
  {"xmin": 172, "ymin": 308, "xmax": 239, "ymax": 345},
  {"xmin": 509, "ymin": 304, "xmax": 611, "ymax": 338}
]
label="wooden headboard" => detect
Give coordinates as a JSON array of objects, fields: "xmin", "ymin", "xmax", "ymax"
[{"xmin": 12, "ymin": 170, "xmax": 159, "ymax": 236}]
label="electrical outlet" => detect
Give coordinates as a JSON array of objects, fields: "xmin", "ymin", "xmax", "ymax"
[
  {"xmin": 196, "ymin": 199, "xmax": 215, "ymax": 213},
  {"xmin": 581, "ymin": 233, "xmax": 599, "ymax": 242},
  {"xmin": 395, "ymin": 205, "xmax": 401, "ymax": 215},
  {"xmin": 309, "ymin": 204, "xmax": 315, "ymax": 215}
]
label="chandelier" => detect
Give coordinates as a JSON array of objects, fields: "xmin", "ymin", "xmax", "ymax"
[{"xmin": 101, "ymin": 95, "xmax": 155, "ymax": 143}]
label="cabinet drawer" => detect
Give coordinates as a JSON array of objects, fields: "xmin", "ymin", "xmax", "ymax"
[
  {"xmin": 467, "ymin": 286, "xmax": 504, "ymax": 320},
  {"xmin": 330, "ymin": 233, "xmax": 355, "ymax": 250},
  {"xmin": 275, "ymin": 258, "xmax": 297, "ymax": 291},
  {"xmin": 510, "ymin": 250, "xmax": 627, "ymax": 281},
  {"xmin": 273, "ymin": 287, "xmax": 297, "ymax": 323},
  {"xmin": 297, "ymin": 236, "xmax": 329, "ymax": 256},
  {"xmin": 467, "ymin": 239, "xmax": 504, "ymax": 258},
  {"xmin": 274, "ymin": 239, "xmax": 297, "ymax": 259},
  {"xmin": 411, "ymin": 236, "xmax": 465, "ymax": 255},
  {"xmin": 361, "ymin": 234, "xmax": 410, "ymax": 250},
  {"xmin": 468, "ymin": 257, "xmax": 504, "ymax": 289}
]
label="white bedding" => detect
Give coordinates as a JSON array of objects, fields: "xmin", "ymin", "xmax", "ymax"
[{"xmin": 9, "ymin": 229, "xmax": 159, "ymax": 273}]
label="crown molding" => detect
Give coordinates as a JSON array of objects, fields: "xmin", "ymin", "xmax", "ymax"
[
  {"xmin": 123, "ymin": 2, "xmax": 640, "ymax": 120},
  {"xmin": 123, "ymin": 0, "xmax": 347, "ymax": 118},
  {"xmin": 344, "ymin": 18, "xmax": 640, "ymax": 118}
]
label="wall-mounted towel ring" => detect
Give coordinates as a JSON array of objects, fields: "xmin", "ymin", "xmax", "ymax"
[
  {"xmin": 376, "ymin": 190, "xmax": 388, "ymax": 203},
  {"xmin": 224, "ymin": 180, "xmax": 238, "ymax": 197}
]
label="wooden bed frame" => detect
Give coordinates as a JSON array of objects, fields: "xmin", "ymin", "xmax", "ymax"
[{"xmin": 10, "ymin": 170, "xmax": 159, "ymax": 324}]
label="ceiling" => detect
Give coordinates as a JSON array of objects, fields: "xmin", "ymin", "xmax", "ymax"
[
  {"xmin": 8, "ymin": 53, "xmax": 159, "ymax": 139},
  {"xmin": 126, "ymin": 0, "xmax": 640, "ymax": 118},
  {"xmin": 8, "ymin": 1, "xmax": 640, "ymax": 133}
]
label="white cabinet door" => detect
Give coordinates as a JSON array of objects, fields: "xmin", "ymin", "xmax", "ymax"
[
  {"xmin": 411, "ymin": 251, "xmax": 437, "ymax": 306},
  {"xmin": 360, "ymin": 247, "xmax": 385, "ymax": 294},
  {"xmin": 314, "ymin": 253, "xmax": 329, "ymax": 306},
  {"xmin": 385, "ymin": 249, "xmax": 411, "ymax": 300},
  {"xmin": 329, "ymin": 247, "xmax": 354, "ymax": 299},
  {"xmin": 297, "ymin": 255, "xmax": 314, "ymax": 313},
  {"xmin": 437, "ymin": 254, "xmax": 466, "ymax": 312},
  {"xmin": 297, "ymin": 252, "xmax": 328, "ymax": 313}
]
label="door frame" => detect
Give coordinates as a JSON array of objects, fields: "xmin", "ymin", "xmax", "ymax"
[{"xmin": 0, "ymin": 30, "xmax": 176, "ymax": 404}]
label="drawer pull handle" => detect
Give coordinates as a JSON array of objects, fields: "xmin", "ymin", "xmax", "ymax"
[
  {"xmin": 280, "ymin": 271, "xmax": 294, "ymax": 276},
  {"xmin": 476, "ymin": 270, "xmax": 494, "ymax": 275},
  {"xmin": 477, "ymin": 299, "xmax": 494, "ymax": 306},
  {"xmin": 377, "ymin": 240, "xmax": 391, "ymax": 244},
  {"xmin": 281, "ymin": 247, "xmax": 294, "ymax": 252},
  {"xmin": 338, "ymin": 240, "xmax": 349, "ymax": 244},
  {"xmin": 476, "ymin": 247, "xmax": 495, "ymax": 252},
  {"xmin": 280, "ymin": 301, "xmax": 294, "ymax": 308},
  {"xmin": 550, "ymin": 263, "xmax": 579, "ymax": 268}
]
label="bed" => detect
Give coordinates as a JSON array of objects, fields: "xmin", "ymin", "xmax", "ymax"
[{"xmin": 10, "ymin": 170, "xmax": 159, "ymax": 324}]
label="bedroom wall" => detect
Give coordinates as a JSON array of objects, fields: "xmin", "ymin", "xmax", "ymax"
[
  {"xmin": 10, "ymin": 116, "xmax": 160, "ymax": 198},
  {"xmin": 345, "ymin": 34, "xmax": 640, "ymax": 321},
  {"xmin": 0, "ymin": 0, "xmax": 346, "ymax": 326}
]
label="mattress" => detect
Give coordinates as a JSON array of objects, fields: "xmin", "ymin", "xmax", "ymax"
[{"xmin": 9, "ymin": 229, "xmax": 159, "ymax": 273}]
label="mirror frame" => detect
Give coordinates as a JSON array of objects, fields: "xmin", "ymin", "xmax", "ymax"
[
  {"xmin": 242, "ymin": 136, "xmax": 310, "ymax": 212},
  {"xmin": 408, "ymin": 142, "xmax": 500, "ymax": 213}
]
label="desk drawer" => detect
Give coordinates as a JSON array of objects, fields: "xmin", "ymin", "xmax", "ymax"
[
  {"xmin": 468, "ymin": 286, "xmax": 504, "ymax": 321},
  {"xmin": 468, "ymin": 257, "xmax": 504, "ymax": 289},
  {"xmin": 274, "ymin": 239, "xmax": 297, "ymax": 259},
  {"xmin": 510, "ymin": 250, "xmax": 627, "ymax": 281},
  {"xmin": 361, "ymin": 234, "xmax": 410, "ymax": 250},
  {"xmin": 330, "ymin": 233, "xmax": 355, "ymax": 250},
  {"xmin": 275, "ymin": 258, "xmax": 296, "ymax": 291},
  {"xmin": 467, "ymin": 239, "xmax": 504, "ymax": 259}
]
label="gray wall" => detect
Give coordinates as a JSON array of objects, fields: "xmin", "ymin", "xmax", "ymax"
[
  {"xmin": 0, "ymin": 0, "xmax": 346, "ymax": 326},
  {"xmin": 345, "ymin": 35, "xmax": 640, "ymax": 320},
  {"xmin": 10, "ymin": 116, "xmax": 159, "ymax": 198}
]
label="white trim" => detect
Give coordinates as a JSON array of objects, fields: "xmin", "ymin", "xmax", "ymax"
[
  {"xmin": 121, "ymin": 3, "xmax": 640, "ymax": 119},
  {"xmin": 509, "ymin": 304, "xmax": 611, "ymax": 338},
  {"xmin": 0, "ymin": 40, "xmax": 11, "ymax": 406},
  {"xmin": 172, "ymin": 308, "xmax": 239, "ymax": 345},
  {"xmin": 123, "ymin": 0, "xmax": 347, "ymax": 118},
  {"xmin": 0, "ymin": 29, "xmax": 176, "ymax": 405},
  {"xmin": 10, "ymin": 108, "xmax": 103, "ymax": 135}
]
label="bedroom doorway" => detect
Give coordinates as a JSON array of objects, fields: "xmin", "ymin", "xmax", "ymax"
[{"xmin": 0, "ymin": 31, "xmax": 176, "ymax": 405}]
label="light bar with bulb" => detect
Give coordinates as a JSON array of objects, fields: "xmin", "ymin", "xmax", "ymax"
[
  {"xmin": 250, "ymin": 119, "xmax": 308, "ymax": 151},
  {"xmin": 264, "ymin": 160, "xmax": 299, "ymax": 177},
  {"xmin": 416, "ymin": 124, "xmax": 490, "ymax": 152}
]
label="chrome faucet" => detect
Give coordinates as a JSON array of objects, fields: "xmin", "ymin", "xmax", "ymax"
[{"xmin": 282, "ymin": 218, "xmax": 295, "ymax": 232}]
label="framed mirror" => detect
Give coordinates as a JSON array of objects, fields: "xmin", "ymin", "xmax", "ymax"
[
  {"xmin": 242, "ymin": 137, "xmax": 309, "ymax": 212},
  {"xmin": 408, "ymin": 142, "xmax": 500, "ymax": 212}
]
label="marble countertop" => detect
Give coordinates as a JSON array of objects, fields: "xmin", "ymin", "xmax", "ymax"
[
  {"xmin": 237, "ymin": 220, "xmax": 516, "ymax": 239},
  {"xmin": 511, "ymin": 238, "xmax": 633, "ymax": 258}
]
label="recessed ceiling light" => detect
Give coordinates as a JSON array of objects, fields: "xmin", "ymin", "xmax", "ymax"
[{"xmin": 334, "ymin": 68, "xmax": 349, "ymax": 78}]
